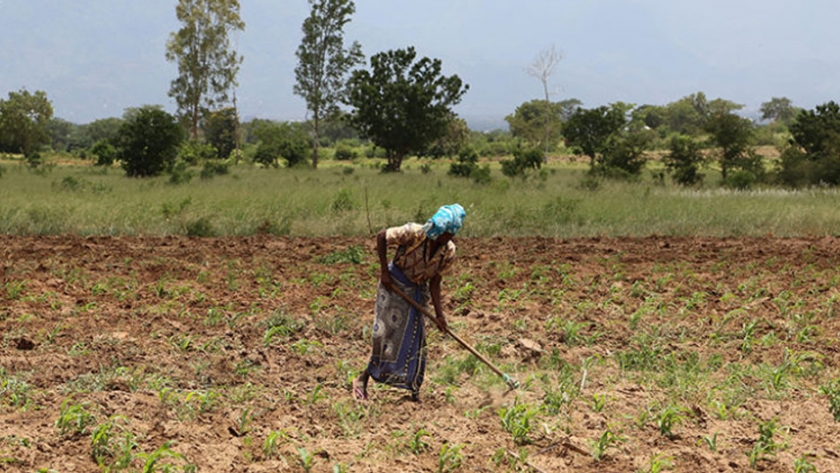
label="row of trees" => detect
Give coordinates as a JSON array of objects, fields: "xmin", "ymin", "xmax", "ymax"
[{"xmin": 3, "ymin": 0, "xmax": 840, "ymax": 187}]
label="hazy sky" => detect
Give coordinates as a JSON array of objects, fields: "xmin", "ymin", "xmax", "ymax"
[{"xmin": 2, "ymin": 0, "xmax": 839, "ymax": 129}]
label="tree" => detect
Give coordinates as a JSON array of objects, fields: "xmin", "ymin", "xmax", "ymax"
[
  {"xmin": 202, "ymin": 107, "xmax": 238, "ymax": 159},
  {"xmin": 562, "ymin": 105, "xmax": 625, "ymax": 168},
  {"xmin": 704, "ymin": 112, "xmax": 759, "ymax": 181},
  {"xmin": 664, "ymin": 134, "xmax": 705, "ymax": 186},
  {"xmin": 345, "ymin": 47, "xmax": 468, "ymax": 172},
  {"xmin": 294, "ymin": 0, "xmax": 363, "ymax": 169},
  {"xmin": 46, "ymin": 118, "xmax": 75, "ymax": 152},
  {"xmin": 526, "ymin": 45, "xmax": 562, "ymax": 158},
  {"xmin": 760, "ymin": 97, "xmax": 798, "ymax": 124},
  {"xmin": 505, "ymin": 99, "xmax": 580, "ymax": 148},
  {"xmin": 116, "ymin": 106, "xmax": 185, "ymax": 177},
  {"xmin": 0, "ymin": 88, "xmax": 54, "ymax": 156},
  {"xmin": 166, "ymin": 0, "xmax": 244, "ymax": 139},
  {"xmin": 425, "ymin": 117, "xmax": 470, "ymax": 158},
  {"xmin": 84, "ymin": 117, "xmax": 124, "ymax": 144},
  {"xmin": 660, "ymin": 92, "xmax": 742, "ymax": 137},
  {"xmin": 778, "ymin": 101, "xmax": 840, "ymax": 187},
  {"xmin": 250, "ymin": 120, "xmax": 310, "ymax": 168}
]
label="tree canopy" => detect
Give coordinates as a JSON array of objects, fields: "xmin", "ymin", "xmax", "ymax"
[
  {"xmin": 344, "ymin": 47, "xmax": 468, "ymax": 172},
  {"xmin": 505, "ymin": 99, "xmax": 580, "ymax": 149},
  {"xmin": 294, "ymin": 0, "xmax": 363, "ymax": 169},
  {"xmin": 0, "ymin": 88, "xmax": 54, "ymax": 157},
  {"xmin": 116, "ymin": 106, "xmax": 185, "ymax": 177},
  {"xmin": 562, "ymin": 105, "xmax": 626, "ymax": 166},
  {"xmin": 166, "ymin": 0, "xmax": 244, "ymax": 139}
]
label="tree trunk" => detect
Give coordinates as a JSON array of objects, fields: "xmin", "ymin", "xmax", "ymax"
[
  {"xmin": 312, "ymin": 114, "xmax": 319, "ymax": 169},
  {"xmin": 543, "ymin": 80, "xmax": 550, "ymax": 162}
]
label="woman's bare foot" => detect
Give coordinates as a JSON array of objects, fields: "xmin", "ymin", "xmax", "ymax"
[{"xmin": 352, "ymin": 377, "xmax": 368, "ymax": 401}]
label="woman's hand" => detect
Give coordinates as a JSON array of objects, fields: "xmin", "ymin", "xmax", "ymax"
[
  {"xmin": 380, "ymin": 267, "xmax": 393, "ymax": 291},
  {"xmin": 434, "ymin": 315, "xmax": 448, "ymax": 332}
]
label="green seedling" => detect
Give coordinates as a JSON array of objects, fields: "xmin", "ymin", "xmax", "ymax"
[
  {"xmin": 297, "ymin": 447, "xmax": 316, "ymax": 473},
  {"xmin": 408, "ymin": 426, "xmax": 431, "ymax": 454},
  {"xmin": 499, "ymin": 401, "xmax": 539, "ymax": 445},
  {"xmin": 820, "ymin": 377, "xmax": 840, "ymax": 421},
  {"xmin": 656, "ymin": 404, "xmax": 688, "ymax": 439},
  {"xmin": 55, "ymin": 399, "xmax": 95, "ymax": 438},
  {"xmin": 437, "ymin": 443, "xmax": 464, "ymax": 473},
  {"xmin": 263, "ymin": 429, "xmax": 290, "ymax": 459},
  {"xmin": 747, "ymin": 418, "xmax": 786, "ymax": 468},
  {"xmin": 589, "ymin": 427, "xmax": 625, "ymax": 462}
]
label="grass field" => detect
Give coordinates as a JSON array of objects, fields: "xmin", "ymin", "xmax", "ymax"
[{"xmin": 1, "ymin": 154, "xmax": 839, "ymax": 238}]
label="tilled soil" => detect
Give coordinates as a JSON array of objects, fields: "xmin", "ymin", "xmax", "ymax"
[{"xmin": 2, "ymin": 235, "xmax": 840, "ymax": 472}]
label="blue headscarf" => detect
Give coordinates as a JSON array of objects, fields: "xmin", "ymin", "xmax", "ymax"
[{"xmin": 422, "ymin": 203, "xmax": 466, "ymax": 240}]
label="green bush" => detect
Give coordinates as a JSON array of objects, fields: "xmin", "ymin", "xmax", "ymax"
[
  {"xmin": 91, "ymin": 140, "xmax": 117, "ymax": 167},
  {"xmin": 200, "ymin": 159, "xmax": 230, "ymax": 179},
  {"xmin": 724, "ymin": 170, "xmax": 756, "ymax": 190},
  {"xmin": 168, "ymin": 160, "xmax": 194, "ymax": 185},
  {"xmin": 472, "ymin": 164, "xmax": 492, "ymax": 185},
  {"xmin": 448, "ymin": 147, "xmax": 479, "ymax": 178},
  {"xmin": 333, "ymin": 145, "xmax": 357, "ymax": 161},
  {"xmin": 501, "ymin": 148, "xmax": 543, "ymax": 177},
  {"xmin": 253, "ymin": 143, "xmax": 280, "ymax": 168},
  {"xmin": 178, "ymin": 140, "xmax": 217, "ymax": 165},
  {"xmin": 117, "ymin": 106, "xmax": 184, "ymax": 177}
]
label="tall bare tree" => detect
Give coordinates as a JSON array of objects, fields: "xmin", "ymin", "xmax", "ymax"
[
  {"xmin": 526, "ymin": 45, "xmax": 562, "ymax": 158},
  {"xmin": 294, "ymin": 0, "xmax": 363, "ymax": 169},
  {"xmin": 166, "ymin": 0, "xmax": 244, "ymax": 140}
]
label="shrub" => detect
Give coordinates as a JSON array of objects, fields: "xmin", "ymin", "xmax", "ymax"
[
  {"xmin": 333, "ymin": 145, "xmax": 357, "ymax": 161},
  {"xmin": 186, "ymin": 216, "xmax": 215, "ymax": 237},
  {"xmin": 448, "ymin": 147, "xmax": 479, "ymax": 178},
  {"xmin": 91, "ymin": 140, "xmax": 117, "ymax": 166},
  {"xmin": 472, "ymin": 164, "xmax": 492, "ymax": 184},
  {"xmin": 253, "ymin": 143, "xmax": 280, "ymax": 168},
  {"xmin": 725, "ymin": 170, "xmax": 756, "ymax": 190},
  {"xmin": 178, "ymin": 140, "xmax": 217, "ymax": 165},
  {"xmin": 200, "ymin": 159, "xmax": 230, "ymax": 179},
  {"xmin": 117, "ymin": 106, "xmax": 184, "ymax": 177},
  {"xmin": 501, "ymin": 148, "xmax": 543, "ymax": 177}
]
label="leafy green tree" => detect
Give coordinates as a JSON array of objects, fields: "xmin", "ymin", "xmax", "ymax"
[
  {"xmin": 250, "ymin": 120, "xmax": 310, "ymax": 168},
  {"xmin": 0, "ymin": 88, "xmax": 54, "ymax": 156},
  {"xmin": 704, "ymin": 112, "xmax": 759, "ymax": 181},
  {"xmin": 425, "ymin": 117, "xmax": 470, "ymax": 158},
  {"xmin": 778, "ymin": 101, "xmax": 840, "ymax": 187},
  {"xmin": 85, "ymin": 117, "xmax": 124, "ymax": 144},
  {"xmin": 788, "ymin": 101, "xmax": 840, "ymax": 157},
  {"xmin": 664, "ymin": 134, "xmax": 705, "ymax": 186},
  {"xmin": 660, "ymin": 92, "xmax": 743, "ymax": 137},
  {"xmin": 597, "ymin": 130, "xmax": 651, "ymax": 178},
  {"xmin": 116, "ymin": 106, "xmax": 185, "ymax": 177},
  {"xmin": 46, "ymin": 118, "xmax": 75, "ymax": 152},
  {"xmin": 760, "ymin": 97, "xmax": 799, "ymax": 125},
  {"xmin": 166, "ymin": 0, "xmax": 244, "ymax": 139},
  {"xmin": 505, "ymin": 99, "xmax": 580, "ymax": 148},
  {"xmin": 633, "ymin": 104, "xmax": 666, "ymax": 131},
  {"xmin": 202, "ymin": 107, "xmax": 238, "ymax": 159},
  {"xmin": 345, "ymin": 47, "xmax": 469, "ymax": 172},
  {"xmin": 562, "ymin": 105, "xmax": 625, "ymax": 168},
  {"xmin": 294, "ymin": 0, "xmax": 363, "ymax": 169}
]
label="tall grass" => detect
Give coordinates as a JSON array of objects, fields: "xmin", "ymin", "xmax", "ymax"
[{"xmin": 2, "ymin": 156, "xmax": 840, "ymax": 237}]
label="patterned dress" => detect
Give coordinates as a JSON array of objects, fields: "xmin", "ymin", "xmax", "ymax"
[{"xmin": 365, "ymin": 223, "xmax": 456, "ymax": 393}]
